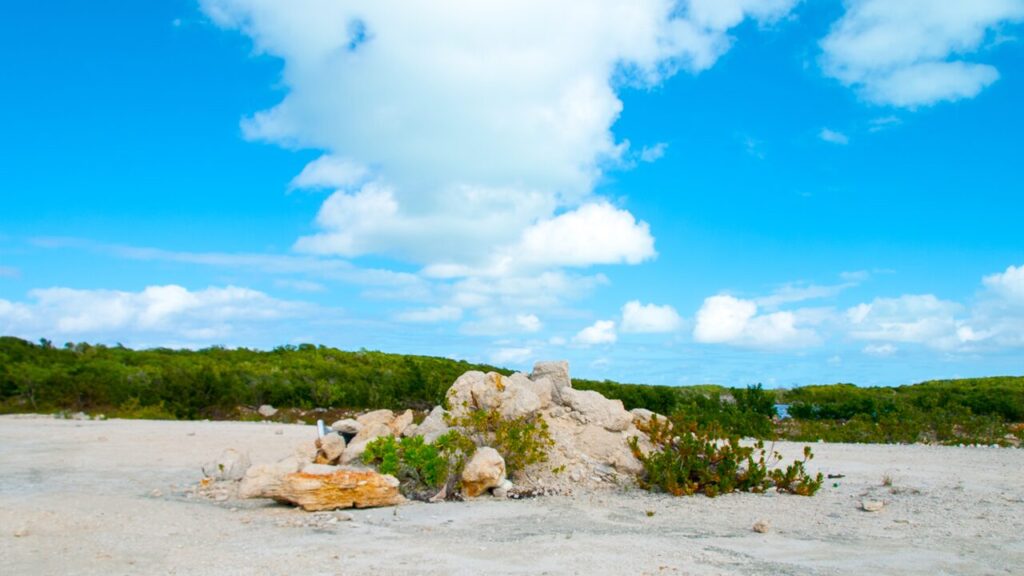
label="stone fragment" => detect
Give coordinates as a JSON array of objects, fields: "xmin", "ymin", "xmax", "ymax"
[
  {"xmin": 417, "ymin": 406, "xmax": 450, "ymax": 443},
  {"xmin": 559, "ymin": 388, "xmax": 633, "ymax": 432},
  {"xmin": 389, "ymin": 409, "xmax": 414, "ymax": 436},
  {"xmin": 462, "ymin": 447, "xmax": 506, "ymax": 497},
  {"xmin": 247, "ymin": 470, "xmax": 403, "ymax": 511},
  {"xmin": 492, "ymin": 479, "xmax": 514, "ymax": 499},
  {"xmin": 341, "ymin": 422, "xmax": 392, "ymax": 465},
  {"xmin": 753, "ymin": 519, "xmax": 771, "ymax": 533},
  {"xmin": 861, "ymin": 500, "xmax": 885, "ymax": 512},
  {"xmin": 257, "ymin": 404, "xmax": 277, "ymax": 418},
  {"xmin": 402, "ymin": 423, "xmax": 419, "ymax": 438},
  {"xmin": 330, "ymin": 418, "xmax": 363, "ymax": 436},
  {"xmin": 316, "ymin": 432, "xmax": 347, "ymax": 464},
  {"xmin": 356, "ymin": 409, "xmax": 395, "ymax": 429},
  {"xmin": 201, "ymin": 449, "xmax": 252, "ymax": 481}
]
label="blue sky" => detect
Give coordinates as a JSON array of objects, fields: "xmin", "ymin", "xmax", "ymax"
[{"xmin": 1, "ymin": 0, "xmax": 1022, "ymax": 387}]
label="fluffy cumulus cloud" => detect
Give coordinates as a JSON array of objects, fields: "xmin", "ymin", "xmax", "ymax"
[
  {"xmin": 574, "ymin": 320, "xmax": 618, "ymax": 345},
  {"xmin": 692, "ymin": 294, "xmax": 819, "ymax": 348},
  {"xmin": 845, "ymin": 294, "xmax": 968, "ymax": 349},
  {"xmin": 621, "ymin": 300, "xmax": 682, "ymax": 333},
  {"xmin": 821, "ymin": 0, "xmax": 1024, "ymax": 107},
  {"xmin": 201, "ymin": 0, "xmax": 798, "ymax": 269},
  {"xmin": 0, "ymin": 285, "xmax": 314, "ymax": 343}
]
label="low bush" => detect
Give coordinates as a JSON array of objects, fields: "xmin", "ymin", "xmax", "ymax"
[
  {"xmin": 630, "ymin": 417, "xmax": 823, "ymax": 497},
  {"xmin": 446, "ymin": 408, "xmax": 554, "ymax": 475}
]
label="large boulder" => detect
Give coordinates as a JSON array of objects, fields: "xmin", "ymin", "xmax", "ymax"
[
  {"xmin": 247, "ymin": 469, "xmax": 404, "ymax": 511},
  {"xmin": 446, "ymin": 371, "xmax": 541, "ymax": 420},
  {"xmin": 416, "ymin": 405, "xmax": 450, "ymax": 443},
  {"xmin": 530, "ymin": 361, "xmax": 572, "ymax": 402},
  {"xmin": 357, "ymin": 409, "xmax": 395, "ymax": 429},
  {"xmin": 341, "ymin": 422, "xmax": 392, "ymax": 465},
  {"xmin": 201, "ymin": 449, "xmax": 251, "ymax": 481},
  {"xmin": 461, "ymin": 447, "xmax": 506, "ymax": 497},
  {"xmin": 558, "ymin": 388, "xmax": 633, "ymax": 432}
]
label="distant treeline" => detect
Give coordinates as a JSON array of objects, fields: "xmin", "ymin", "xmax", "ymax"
[{"xmin": 2, "ymin": 337, "xmax": 1022, "ymax": 445}]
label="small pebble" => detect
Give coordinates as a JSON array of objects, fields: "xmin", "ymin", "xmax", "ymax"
[{"xmin": 753, "ymin": 519, "xmax": 771, "ymax": 533}]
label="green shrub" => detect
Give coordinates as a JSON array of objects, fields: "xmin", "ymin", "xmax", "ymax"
[
  {"xmin": 446, "ymin": 408, "xmax": 554, "ymax": 475},
  {"xmin": 630, "ymin": 417, "xmax": 823, "ymax": 497},
  {"xmin": 362, "ymin": 432, "xmax": 479, "ymax": 500}
]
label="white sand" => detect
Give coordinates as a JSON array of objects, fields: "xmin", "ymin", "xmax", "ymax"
[{"xmin": 2, "ymin": 415, "xmax": 1022, "ymax": 575}]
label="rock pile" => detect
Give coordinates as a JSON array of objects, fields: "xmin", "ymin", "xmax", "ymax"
[{"xmin": 226, "ymin": 360, "xmax": 661, "ymax": 509}]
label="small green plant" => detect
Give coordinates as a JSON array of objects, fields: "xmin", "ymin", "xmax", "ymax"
[
  {"xmin": 362, "ymin": 432, "xmax": 478, "ymax": 500},
  {"xmin": 446, "ymin": 408, "xmax": 554, "ymax": 475},
  {"xmin": 630, "ymin": 416, "xmax": 823, "ymax": 497}
]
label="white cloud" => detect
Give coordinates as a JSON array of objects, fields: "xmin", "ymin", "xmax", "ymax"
[
  {"xmin": 490, "ymin": 347, "xmax": 534, "ymax": 366},
  {"xmin": 639, "ymin": 142, "xmax": 668, "ymax": 162},
  {"xmin": 0, "ymin": 285, "xmax": 314, "ymax": 343},
  {"xmin": 395, "ymin": 305, "xmax": 462, "ymax": 323},
  {"xmin": 289, "ymin": 154, "xmax": 368, "ymax": 191},
  {"xmin": 574, "ymin": 319, "xmax": 618, "ymax": 345},
  {"xmin": 821, "ymin": 0, "xmax": 1024, "ymax": 107},
  {"xmin": 693, "ymin": 294, "xmax": 819, "ymax": 348},
  {"xmin": 0, "ymin": 266, "xmax": 20, "ymax": 278},
  {"xmin": 982, "ymin": 264, "xmax": 1024, "ymax": 303},
  {"xmin": 845, "ymin": 294, "xmax": 968, "ymax": 349},
  {"xmin": 863, "ymin": 343, "xmax": 897, "ymax": 357},
  {"xmin": 202, "ymin": 0, "xmax": 798, "ymax": 269},
  {"xmin": 516, "ymin": 314, "xmax": 543, "ymax": 333},
  {"xmin": 819, "ymin": 128, "xmax": 849, "ymax": 145},
  {"xmin": 621, "ymin": 300, "xmax": 682, "ymax": 333}
]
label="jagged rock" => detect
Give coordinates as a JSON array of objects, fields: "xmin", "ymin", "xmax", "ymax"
[
  {"xmin": 316, "ymin": 432, "xmax": 346, "ymax": 464},
  {"xmin": 521, "ymin": 374, "xmax": 554, "ymax": 409},
  {"xmin": 417, "ymin": 406, "xmax": 450, "ymax": 443},
  {"xmin": 238, "ymin": 456, "xmax": 302, "ymax": 498},
  {"xmin": 202, "ymin": 449, "xmax": 251, "ymax": 481},
  {"xmin": 462, "ymin": 447, "xmax": 506, "ymax": 497},
  {"xmin": 402, "ymin": 423, "xmax": 419, "ymax": 437},
  {"xmin": 447, "ymin": 371, "xmax": 541, "ymax": 420},
  {"xmin": 389, "ymin": 409, "xmax": 414, "ymax": 436},
  {"xmin": 249, "ymin": 470, "xmax": 403, "ymax": 511},
  {"xmin": 357, "ymin": 409, "xmax": 395, "ymax": 429},
  {"xmin": 630, "ymin": 408, "xmax": 655, "ymax": 426},
  {"xmin": 331, "ymin": 418, "xmax": 363, "ymax": 436},
  {"xmin": 558, "ymin": 388, "xmax": 633, "ymax": 432},
  {"xmin": 341, "ymin": 422, "xmax": 392, "ymax": 465},
  {"xmin": 257, "ymin": 404, "xmax": 277, "ymax": 418},
  {"xmin": 531, "ymin": 360, "xmax": 571, "ymax": 392}
]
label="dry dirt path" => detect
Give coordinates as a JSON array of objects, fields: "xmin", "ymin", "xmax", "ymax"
[{"xmin": 2, "ymin": 415, "xmax": 1022, "ymax": 575}]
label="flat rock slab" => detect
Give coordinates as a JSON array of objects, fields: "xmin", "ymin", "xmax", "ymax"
[{"xmin": 268, "ymin": 470, "xmax": 404, "ymax": 511}]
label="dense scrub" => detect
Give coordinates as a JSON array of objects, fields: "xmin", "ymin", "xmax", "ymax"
[
  {"xmin": 2, "ymin": 337, "xmax": 1021, "ymax": 446},
  {"xmin": 0, "ymin": 337, "xmax": 508, "ymax": 419}
]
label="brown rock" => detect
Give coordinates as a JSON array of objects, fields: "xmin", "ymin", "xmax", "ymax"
[
  {"xmin": 259, "ymin": 470, "xmax": 403, "ymax": 511},
  {"xmin": 461, "ymin": 447, "xmax": 506, "ymax": 497}
]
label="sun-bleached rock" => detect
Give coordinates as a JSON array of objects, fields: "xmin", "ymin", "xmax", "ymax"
[
  {"xmin": 530, "ymin": 360, "xmax": 571, "ymax": 392},
  {"xmin": 201, "ymin": 449, "xmax": 251, "ymax": 481},
  {"xmin": 416, "ymin": 406, "xmax": 450, "ymax": 443},
  {"xmin": 356, "ymin": 409, "xmax": 395, "ymax": 429},
  {"xmin": 316, "ymin": 432, "xmax": 346, "ymax": 464},
  {"xmin": 238, "ymin": 456, "xmax": 303, "ymax": 498},
  {"xmin": 330, "ymin": 418, "xmax": 363, "ymax": 436},
  {"xmin": 340, "ymin": 422, "xmax": 392, "ymax": 465},
  {"xmin": 257, "ymin": 404, "xmax": 277, "ymax": 418},
  {"xmin": 558, "ymin": 388, "xmax": 633, "ymax": 432},
  {"xmin": 461, "ymin": 447, "xmax": 506, "ymax": 498},
  {"xmin": 446, "ymin": 371, "xmax": 541, "ymax": 420},
  {"xmin": 247, "ymin": 470, "xmax": 403, "ymax": 511},
  {"xmin": 389, "ymin": 409, "xmax": 414, "ymax": 436}
]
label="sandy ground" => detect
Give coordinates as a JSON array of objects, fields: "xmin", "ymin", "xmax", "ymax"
[{"xmin": 1, "ymin": 415, "xmax": 1022, "ymax": 576}]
